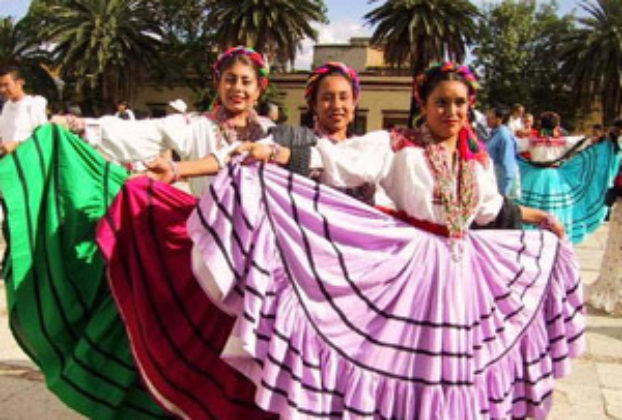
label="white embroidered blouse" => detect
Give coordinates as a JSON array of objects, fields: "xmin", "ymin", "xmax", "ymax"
[
  {"xmin": 311, "ymin": 130, "xmax": 503, "ymax": 229},
  {"xmin": 82, "ymin": 114, "xmax": 273, "ymax": 196}
]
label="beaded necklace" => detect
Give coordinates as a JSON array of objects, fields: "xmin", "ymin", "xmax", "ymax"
[
  {"xmin": 419, "ymin": 124, "xmax": 479, "ymax": 239},
  {"xmin": 206, "ymin": 107, "xmax": 267, "ymax": 149}
]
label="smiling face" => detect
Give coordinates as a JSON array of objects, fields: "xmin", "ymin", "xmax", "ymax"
[
  {"xmin": 216, "ymin": 61, "xmax": 262, "ymax": 117},
  {"xmin": 312, "ymin": 74, "xmax": 356, "ymax": 139},
  {"xmin": 421, "ymin": 80, "xmax": 469, "ymax": 142}
]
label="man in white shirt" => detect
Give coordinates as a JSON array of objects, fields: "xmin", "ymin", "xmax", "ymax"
[
  {"xmin": 0, "ymin": 67, "xmax": 48, "ymax": 155},
  {"xmin": 507, "ymin": 103, "xmax": 525, "ymax": 135}
]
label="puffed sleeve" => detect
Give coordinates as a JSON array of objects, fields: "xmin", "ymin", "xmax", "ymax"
[
  {"xmin": 82, "ymin": 114, "xmax": 207, "ymax": 163},
  {"xmin": 473, "ymin": 160, "xmax": 505, "ymax": 225},
  {"xmin": 314, "ymin": 130, "xmax": 394, "ymax": 187}
]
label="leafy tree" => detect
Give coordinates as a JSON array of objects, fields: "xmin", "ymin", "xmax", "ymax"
[
  {"xmin": 364, "ymin": 0, "xmax": 479, "ymax": 75},
  {"xmin": 0, "ymin": 16, "xmax": 57, "ymax": 100},
  {"xmin": 149, "ymin": 0, "xmax": 217, "ymax": 95},
  {"xmin": 207, "ymin": 0, "xmax": 328, "ymax": 67},
  {"xmin": 527, "ymin": 2, "xmax": 578, "ymax": 127},
  {"xmin": 472, "ymin": 0, "xmax": 536, "ymax": 107},
  {"xmin": 40, "ymin": 0, "xmax": 165, "ymax": 112},
  {"xmin": 560, "ymin": 0, "xmax": 622, "ymax": 125},
  {"xmin": 473, "ymin": 0, "xmax": 579, "ymax": 128},
  {"xmin": 365, "ymin": 0, "xmax": 479, "ymax": 126}
]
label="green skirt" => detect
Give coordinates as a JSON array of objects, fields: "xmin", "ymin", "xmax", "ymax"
[{"xmin": 0, "ymin": 124, "xmax": 168, "ymax": 419}]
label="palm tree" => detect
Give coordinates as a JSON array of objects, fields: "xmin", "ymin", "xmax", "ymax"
[
  {"xmin": 364, "ymin": 0, "xmax": 479, "ymax": 75},
  {"xmin": 207, "ymin": 0, "xmax": 328, "ymax": 67},
  {"xmin": 364, "ymin": 0, "xmax": 479, "ymax": 126},
  {"xmin": 0, "ymin": 16, "xmax": 57, "ymax": 99},
  {"xmin": 560, "ymin": 0, "xmax": 622, "ymax": 125},
  {"xmin": 41, "ymin": 0, "xmax": 165, "ymax": 110}
]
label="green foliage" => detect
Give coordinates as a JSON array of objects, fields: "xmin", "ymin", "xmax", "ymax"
[
  {"xmin": 365, "ymin": 0, "xmax": 479, "ymax": 74},
  {"xmin": 148, "ymin": 0, "xmax": 218, "ymax": 93},
  {"xmin": 473, "ymin": 0, "xmax": 580, "ymax": 128},
  {"xmin": 207, "ymin": 0, "xmax": 328, "ymax": 66},
  {"xmin": 560, "ymin": 0, "xmax": 622, "ymax": 125},
  {"xmin": 0, "ymin": 16, "xmax": 57, "ymax": 100},
  {"xmin": 38, "ymin": 0, "xmax": 165, "ymax": 112}
]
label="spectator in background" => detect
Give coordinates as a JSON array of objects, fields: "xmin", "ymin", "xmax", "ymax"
[
  {"xmin": 115, "ymin": 100, "xmax": 135, "ymax": 120},
  {"xmin": 508, "ymin": 103, "xmax": 525, "ymax": 135},
  {"xmin": 487, "ymin": 105, "xmax": 521, "ymax": 199},
  {"xmin": 516, "ymin": 112, "xmax": 537, "ymax": 138},
  {"xmin": 470, "ymin": 108, "xmax": 490, "ymax": 142},
  {"xmin": 0, "ymin": 66, "xmax": 48, "ymax": 155},
  {"xmin": 608, "ymin": 120, "xmax": 622, "ymax": 144},
  {"xmin": 590, "ymin": 123, "xmax": 604, "ymax": 142}
]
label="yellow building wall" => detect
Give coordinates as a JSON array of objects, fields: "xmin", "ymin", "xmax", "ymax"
[
  {"xmin": 365, "ymin": 48, "xmax": 386, "ymax": 69},
  {"xmin": 133, "ymin": 84, "xmax": 202, "ymax": 114},
  {"xmin": 313, "ymin": 46, "xmax": 368, "ymax": 72}
]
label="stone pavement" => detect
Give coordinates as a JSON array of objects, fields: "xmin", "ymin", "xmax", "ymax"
[{"xmin": 0, "ymin": 225, "xmax": 621, "ymax": 419}]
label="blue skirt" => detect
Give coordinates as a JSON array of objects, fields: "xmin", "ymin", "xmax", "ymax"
[{"xmin": 517, "ymin": 141, "xmax": 619, "ymax": 243}]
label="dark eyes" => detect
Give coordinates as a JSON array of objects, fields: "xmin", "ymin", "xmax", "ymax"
[
  {"xmin": 320, "ymin": 93, "xmax": 352, "ymax": 101},
  {"xmin": 224, "ymin": 76, "xmax": 254, "ymax": 85},
  {"xmin": 435, "ymin": 98, "xmax": 467, "ymax": 106}
]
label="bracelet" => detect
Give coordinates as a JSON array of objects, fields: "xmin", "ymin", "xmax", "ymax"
[
  {"xmin": 539, "ymin": 213, "xmax": 556, "ymax": 230},
  {"xmin": 269, "ymin": 143, "xmax": 282, "ymax": 162},
  {"xmin": 167, "ymin": 159, "xmax": 180, "ymax": 183}
]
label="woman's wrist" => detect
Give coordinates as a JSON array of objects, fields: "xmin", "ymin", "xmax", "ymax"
[
  {"xmin": 167, "ymin": 159, "xmax": 180, "ymax": 182},
  {"xmin": 539, "ymin": 212, "xmax": 556, "ymax": 230},
  {"xmin": 269, "ymin": 143, "xmax": 282, "ymax": 162}
]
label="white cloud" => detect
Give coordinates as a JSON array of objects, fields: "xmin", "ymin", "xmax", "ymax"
[{"xmin": 294, "ymin": 18, "xmax": 372, "ymax": 71}]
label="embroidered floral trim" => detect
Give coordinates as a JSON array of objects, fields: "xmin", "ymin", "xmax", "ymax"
[
  {"xmin": 419, "ymin": 124, "xmax": 479, "ymax": 238},
  {"xmin": 389, "ymin": 128, "xmax": 421, "ymax": 151}
]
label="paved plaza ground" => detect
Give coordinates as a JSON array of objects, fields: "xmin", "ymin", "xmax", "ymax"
[{"xmin": 0, "ymin": 224, "xmax": 621, "ymax": 419}]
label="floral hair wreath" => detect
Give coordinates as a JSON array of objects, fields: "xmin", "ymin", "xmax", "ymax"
[
  {"xmin": 304, "ymin": 61, "xmax": 361, "ymax": 104},
  {"xmin": 213, "ymin": 46, "xmax": 270, "ymax": 89},
  {"xmin": 413, "ymin": 61, "xmax": 479, "ymax": 106}
]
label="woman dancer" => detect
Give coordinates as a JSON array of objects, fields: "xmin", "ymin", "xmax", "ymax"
[
  {"xmin": 187, "ymin": 62, "xmax": 584, "ymax": 419},
  {"xmin": 0, "ymin": 46, "xmax": 286, "ymax": 419},
  {"xmin": 148, "ymin": 61, "xmax": 392, "ymax": 206},
  {"xmin": 94, "ymin": 61, "xmax": 376, "ymax": 420},
  {"xmin": 517, "ymin": 112, "xmax": 619, "ymax": 243}
]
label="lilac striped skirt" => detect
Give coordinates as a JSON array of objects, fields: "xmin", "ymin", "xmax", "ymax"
[{"xmin": 188, "ymin": 163, "xmax": 585, "ymax": 420}]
